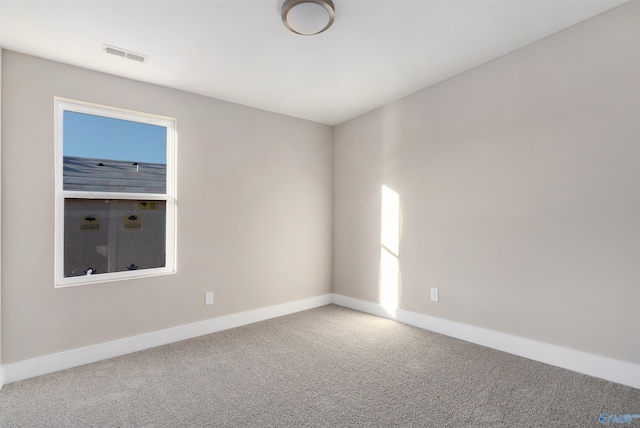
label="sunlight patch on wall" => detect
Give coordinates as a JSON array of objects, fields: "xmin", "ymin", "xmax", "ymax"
[{"xmin": 380, "ymin": 185, "xmax": 400, "ymax": 317}]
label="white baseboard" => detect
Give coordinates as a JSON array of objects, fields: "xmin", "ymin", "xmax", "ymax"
[
  {"xmin": 331, "ymin": 293, "xmax": 640, "ymax": 390},
  {"xmin": 2, "ymin": 294, "xmax": 332, "ymax": 384},
  {"xmin": 3, "ymin": 293, "xmax": 638, "ymax": 390}
]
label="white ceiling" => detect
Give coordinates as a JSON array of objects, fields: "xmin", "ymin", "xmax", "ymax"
[{"xmin": 0, "ymin": 0, "xmax": 629, "ymax": 125}]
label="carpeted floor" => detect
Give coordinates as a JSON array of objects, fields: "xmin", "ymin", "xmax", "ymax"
[{"xmin": 0, "ymin": 305, "xmax": 638, "ymax": 427}]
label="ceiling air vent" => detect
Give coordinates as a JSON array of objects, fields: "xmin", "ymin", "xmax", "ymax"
[{"xmin": 102, "ymin": 44, "xmax": 147, "ymax": 63}]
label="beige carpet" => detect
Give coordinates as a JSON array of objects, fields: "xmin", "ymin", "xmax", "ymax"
[{"xmin": 0, "ymin": 305, "xmax": 638, "ymax": 427}]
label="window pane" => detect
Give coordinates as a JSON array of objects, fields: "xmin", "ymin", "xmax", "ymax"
[
  {"xmin": 63, "ymin": 111, "xmax": 167, "ymax": 193},
  {"xmin": 64, "ymin": 199, "xmax": 166, "ymax": 278}
]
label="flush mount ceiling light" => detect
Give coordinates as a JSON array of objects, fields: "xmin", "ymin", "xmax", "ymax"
[{"xmin": 282, "ymin": 0, "xmax": 335, "ymax": 36}]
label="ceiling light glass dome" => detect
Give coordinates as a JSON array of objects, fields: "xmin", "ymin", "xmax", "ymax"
[{"xmin": 282, "ymin": 0, "xmax": 335, "ymax": 35}]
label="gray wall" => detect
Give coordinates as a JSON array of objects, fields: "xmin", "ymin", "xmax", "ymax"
[
  {"xmin": 333, "ymin": 2, "xmax": 639, "ymax": 364},
  {"xmin": 1, "ymin": 50, "xmax": 333, "ymax": 364},
  {"xmin": 0, "ymin": 14, "xmax": 3, "ymax": 387},
  {"xmin": 2, "ymin": 2, "xmax": 638, "ymax": 369}
]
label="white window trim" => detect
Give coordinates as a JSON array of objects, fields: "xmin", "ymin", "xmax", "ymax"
[{"xmin": 54, "ymin": 97, "xmax": 177, "ymax": 287}]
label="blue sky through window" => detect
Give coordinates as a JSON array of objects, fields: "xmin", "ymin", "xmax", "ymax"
[{"xmin": 63, "ymin": 111, "xmax": 167, "ymax": 164}]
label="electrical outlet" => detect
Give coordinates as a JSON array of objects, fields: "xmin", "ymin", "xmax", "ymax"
[
  {"xmin": 205, "ymin": 292, "xmax": 214, "ymax": 305},
  {"xmin": 431, "ymin": 288, "xmax": 439, "ymax": 302}
]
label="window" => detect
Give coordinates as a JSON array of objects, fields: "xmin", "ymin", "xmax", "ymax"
[{"xmin": 55, "ymin": 98, "xmax": 176, "ymax": 287}]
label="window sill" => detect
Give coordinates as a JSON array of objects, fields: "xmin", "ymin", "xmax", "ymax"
[{"xmin": 55, "ymin": 267, "xmax": 177, "ymax": 288}]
